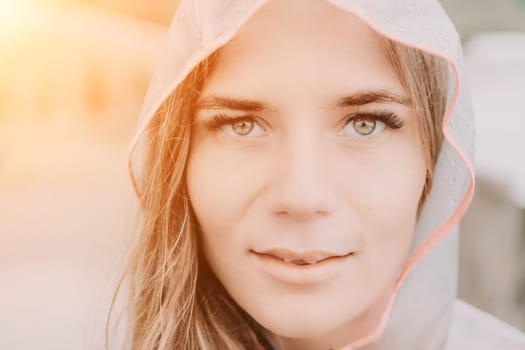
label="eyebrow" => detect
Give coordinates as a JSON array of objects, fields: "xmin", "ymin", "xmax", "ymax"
[
  {"xmin": 336, "ymin": 90, "xmax": 411, "ymax": 107},
  {"xmin": 196, "ymin": 89, "xmax": 411, "ymax": 112},
  {"xmin": 196, "ymin": 96, "xmax": 269, "ymax": 112}
]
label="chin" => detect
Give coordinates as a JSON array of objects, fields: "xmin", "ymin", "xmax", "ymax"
[
  {"xmin": 264, "ymin": 316, "xmax": 331, "ymax": 339},
  {"xmin": 252, "ymin": 300, "xmax": 350, "ymax": 339}
]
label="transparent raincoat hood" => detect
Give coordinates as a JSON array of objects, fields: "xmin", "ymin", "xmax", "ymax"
[{"xmin": 127, "ymin": 0, "xmax": 525, "ymax": 349}]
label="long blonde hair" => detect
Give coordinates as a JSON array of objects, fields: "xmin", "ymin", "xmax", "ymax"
[{"xmin": 108, "ymin": 38, "xmax": 449, "ymax": 350}]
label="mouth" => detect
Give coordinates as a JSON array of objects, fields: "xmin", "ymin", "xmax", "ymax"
[
  {"xmin": 251, "ymin": 248, "xmax": 355, "ymax": 266},
  {"xmin": 250, "ymin": 248, "xmax": 355, "ymax": 285}
]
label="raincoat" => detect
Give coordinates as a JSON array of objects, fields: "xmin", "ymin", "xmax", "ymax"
[{"xmin": 127, "ymin": 0, "xmax": 525, "ymax": 349}]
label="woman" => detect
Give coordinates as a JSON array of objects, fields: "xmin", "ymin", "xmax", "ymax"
[{"xmin": 115, "ymin": 0, "xmax": 525, "ymax": 349}]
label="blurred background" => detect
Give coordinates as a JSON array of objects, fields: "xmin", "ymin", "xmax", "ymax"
[{"xmin": 1, "ymin": 0, "xmax": 524, "ymax": 349}]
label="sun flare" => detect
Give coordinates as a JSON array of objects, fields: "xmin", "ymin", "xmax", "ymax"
[{"xmin": 0, "ymin": 0, "xmax": 29, "ymax": 29}]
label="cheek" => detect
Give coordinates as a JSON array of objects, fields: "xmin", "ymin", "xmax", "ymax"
[
  {"xmin": 185, "ymin": 142, "xmax": 260, "ymax": 264},
  {"xmin": 185, "ymin": 143, "xmax": 271, "ymax": 299},
  {"xmin": 186, "ymin": 147, "xmax": 231, "ymax": 237},
  {"xmin": 329, "ymin": 140, "xmax": 426, "ymax": 309},
  {"xmin": 186, "ymin": 152, "xmax": 230, "ymax": 280},
  {"xmin": 345, "ymin": 138, "xmax": 426, "ymax": 266},
  {"xmin": 342, "ymin": 136, "xmax": 426, "ymax": 217},
  {"xmin": 186, "ymin": 144, "xmax": 258, "ymax": 224}
]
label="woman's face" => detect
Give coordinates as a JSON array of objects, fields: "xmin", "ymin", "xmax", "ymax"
[{"xmin": 187, "ymin": 0, "xmax": 426, "ymax": 347}]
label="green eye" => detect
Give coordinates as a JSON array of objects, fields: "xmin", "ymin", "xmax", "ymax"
[
  {"xmin": 231, "ymin": 120, "xmax": 255, "ymax": 136},
  {"xmin": 352, "ymin": 117, "xmax": 377, "ymax": 136},
  {"xmin": 339, "ymin": 115, "xmax": 386, "ymax": 137}
]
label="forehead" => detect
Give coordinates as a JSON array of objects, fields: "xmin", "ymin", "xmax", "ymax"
[{"xmin": 201, "ymin": 0, "xmax": 403, "ymax": 103}]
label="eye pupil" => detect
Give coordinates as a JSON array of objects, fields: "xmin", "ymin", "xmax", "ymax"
[
  {"xmin": 232, "ymin": 120, "xmax": 254, "ymax": 135},
  {"xmin": 353, "ymin": 117, "xmax": 376, "ymax": 136}
]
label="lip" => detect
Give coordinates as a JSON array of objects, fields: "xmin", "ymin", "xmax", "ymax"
[
  {"xmin": 253, "ymin": 248, "xmax": 349, "ymax": 263},
  {"xmin": 250, "ymin": 249, "xmax": 355, "ymax": 285}
]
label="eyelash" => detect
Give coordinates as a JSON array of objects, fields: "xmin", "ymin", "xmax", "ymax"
[
  {"xmin": 201, "ymin": 113, "xmax": 267, "ymax": 134},
  {"xmin": 345, "ymin": 111, "xmax": 405, "ymax": 130},
  {"xmin": 200, "ymin": 111, "xmax": 405, "ymax": 137}
]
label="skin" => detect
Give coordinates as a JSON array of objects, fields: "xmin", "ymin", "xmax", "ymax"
[{"xmin": 186, "ymin": 0, "xmax": 427, "ymax": 349}]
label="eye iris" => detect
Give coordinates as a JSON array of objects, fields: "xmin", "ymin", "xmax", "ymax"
[
  {"xmin": 353, "ymin": 117, "xmax": 376, "ymax": 136},
  {"xmin": 232, "ymin": 120, "xmax": 254, "ymax": 135}
]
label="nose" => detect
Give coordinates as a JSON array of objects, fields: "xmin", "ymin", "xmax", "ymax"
[{"xmin": 264, "ymin": 132, "xmax": 339, "ymax": 221}]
